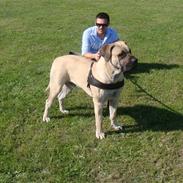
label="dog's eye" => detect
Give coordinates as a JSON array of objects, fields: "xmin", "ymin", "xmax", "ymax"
[{"xmin": 119, "ymin": 51, "xmax": 127, "ymax": 59}]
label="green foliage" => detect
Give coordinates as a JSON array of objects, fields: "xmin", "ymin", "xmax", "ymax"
[{"xmin": 0, "ymin": 0, "xmax": 182, "ymax": 182}]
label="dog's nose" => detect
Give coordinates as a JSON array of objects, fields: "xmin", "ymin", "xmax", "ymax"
[{"xmin": 131, "ymin": 56, "xmax": 138, "ymax": 64}]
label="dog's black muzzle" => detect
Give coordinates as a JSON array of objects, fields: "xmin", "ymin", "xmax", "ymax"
[
  {"xmin": 131, "ymin": 56, "xmax": 138, "ymax": 66},
  {"xmin": 130, "ymin": 56, "xmax": 138, "ymax": 70},
  {"xmin": 124, "ymin": 56, "xmax": 138, "ymax": 73}
]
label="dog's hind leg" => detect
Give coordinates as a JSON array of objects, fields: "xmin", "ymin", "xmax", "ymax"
[
  {"xmin": 43, "ymin": 83, "xmax": 62, "ymax": 122},
  {"xmin": 57, "ymin": 82, "xmax": 75, "ymax": 114},
  {"xmin": 109, "ymin": 99, "xmax": 123, "ymax": 131}
]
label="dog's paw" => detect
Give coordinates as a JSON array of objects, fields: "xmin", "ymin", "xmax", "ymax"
[
  {"xmin": 43, "ymin": 117, "xmax": 50, "ymax": 123},
  {"xmin": 60, "ymin": 109, "xmax": 69, "ymax": 114},
  {"xmin": 111, "ymin": 124, "xmax": 123, "ymax": 131},
  {"xmin": 96, "ymin": 132, "xmax": 105, "ymax": 139}
]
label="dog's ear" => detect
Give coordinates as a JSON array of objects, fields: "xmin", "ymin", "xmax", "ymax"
[{"xmin": 99, "ymin": 44, "xmax": 115, "ymax": 61}]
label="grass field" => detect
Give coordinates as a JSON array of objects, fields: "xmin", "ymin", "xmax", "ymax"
[{"xmin": 0, "ymin": 0, "xmax": 183, "ymax": 182}]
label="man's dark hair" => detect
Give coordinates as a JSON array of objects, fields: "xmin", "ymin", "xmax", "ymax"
[{"xmin": 96, "ymin": 12, "xmax": 110, "ymax": 25}]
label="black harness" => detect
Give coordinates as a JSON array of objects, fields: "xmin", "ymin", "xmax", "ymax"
[{"xmin": 87, "ymin": 62, "xmax": 124, "ymax": 90}]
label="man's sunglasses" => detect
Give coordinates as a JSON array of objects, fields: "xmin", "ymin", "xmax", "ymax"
[{"xmin": 96, "ymin": 23, "xmax": 108, "ymax": 27}]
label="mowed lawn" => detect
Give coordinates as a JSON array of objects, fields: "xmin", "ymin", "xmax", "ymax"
[{"xmin": 0, "ymin": 0, "xmax": 183, "ymax": 182}]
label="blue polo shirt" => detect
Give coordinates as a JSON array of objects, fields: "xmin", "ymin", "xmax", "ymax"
[{"xmin": 81, "ymin": 26, "xmax": 119, "ymax": 55}]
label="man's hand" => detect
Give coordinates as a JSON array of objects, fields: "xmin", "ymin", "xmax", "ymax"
[
  {"xmin": 94, "ymin": 52, "xmax": 101, "ymax": 61},
  {"xmin": 83, "ymin": 52, "xmax": 101, "ymax": 61}
]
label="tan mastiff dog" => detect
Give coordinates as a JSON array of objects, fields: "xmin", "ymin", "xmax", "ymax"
[{"xmin": 43, "ymin": 41, "xmax": 137, "ymax": 139}]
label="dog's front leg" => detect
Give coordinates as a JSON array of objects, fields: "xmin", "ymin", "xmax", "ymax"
[
  {"xmin": 109, "ymin": 99, "xmax": 123, "ymax": 131},
  {"xmin": 93, "ymin": 98, "xmax": 105, "ymax": 139}
]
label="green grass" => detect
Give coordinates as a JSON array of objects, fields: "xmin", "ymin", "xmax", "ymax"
[{"xmin": 0, "ymin": 0, "xmax": 183, "ymax": 182}]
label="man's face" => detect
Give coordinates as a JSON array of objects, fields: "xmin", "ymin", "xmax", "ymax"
[{"xmin": 95, "ymin": 18, "xmax": 108, "ymax": 35}]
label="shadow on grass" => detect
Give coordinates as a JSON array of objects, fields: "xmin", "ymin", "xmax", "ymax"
[
  {"xmin": 106, "ymin": 105, "xmax": 183, "ymax": 136},
  {"xmin": 125, "ymin": 62, "xmax": 180, "ymax": 77},
  {"xmin": 52, "ymin": 104, "xmax": 183, "ymax": 134},
  {"xmin": 51, "ymin": 105, "xmax": 93, "ymax": 119}
]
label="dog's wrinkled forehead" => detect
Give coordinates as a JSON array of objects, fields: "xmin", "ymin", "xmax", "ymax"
[
  {"xmin": 112, "ymin": 41, "xmax": 130, "ymax": 55},
  {"xmin": 100, "ymin": 41, "xmax": 130, "ymax": 61}
]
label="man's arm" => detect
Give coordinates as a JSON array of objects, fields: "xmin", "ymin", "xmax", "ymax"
[
  {"xmin": 83, "ymin": 52, "xmax": 101, "ymax": 61},
  {"xmin": 81, "ymin": 28, "xmax": 101, "ymax": 61}
]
